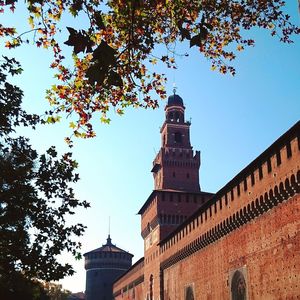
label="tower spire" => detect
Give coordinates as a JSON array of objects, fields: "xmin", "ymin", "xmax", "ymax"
[
  {"xmin": 172, "ymin": 82, "xmax": 177, "ymax": 95},
  {"xmin": 108, "ymin": 216, "xmax": 110, "ymax": 236},
  {"xmin": 107, "ymin": 216, "xmax": 112, "ymax": 245}
]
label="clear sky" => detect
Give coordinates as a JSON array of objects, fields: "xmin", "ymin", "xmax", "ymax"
[{"xmin": 1, "ymin": 1, "xmax": 300, "ymax": 293}]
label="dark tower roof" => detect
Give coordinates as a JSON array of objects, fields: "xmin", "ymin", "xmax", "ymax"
[
  {"xmin": 167, "ymin": 94, "xmax": 184, "ymax": 107},
  {"xmin": 84, "ymin": 235, "xmax": 133, "ymax": 256}
]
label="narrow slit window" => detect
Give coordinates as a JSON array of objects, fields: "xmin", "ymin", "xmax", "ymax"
[
  {"xmin": 251, "ymin": 172, "xmax": 255, "ymax": 186},
  {"xmin": 267, "ymin": 158, "xmax": 272, "ymax": 173},
  {"xmin": 244, "ymin": 178, "xmax": 248, "ymax": 191},
  {"xmin": 276, "ymin": 151, "xmax": 281, "ymax": 166},
  {"xmin": 259, "ymin": 165, "xmax": 263, "ymax": 180},
  {"xmin": 286, "ymin": 142, "xmax": 292, "ymax": 158}
]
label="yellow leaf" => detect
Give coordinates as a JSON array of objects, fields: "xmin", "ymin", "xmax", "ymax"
[
  {"xmin": 150, "ymin": 58, "xmax": 157, "ymax": 65},
  {"xmin": 237, "ymin": 45, "xmax": 244, "ymax": 51},
  {"xmin": 69, "ymin": 122, "xmax": 76, "ymax": 129},
  {"xmin": 28, "ymin": 16, "xmax": 34, "ymax": 29}
]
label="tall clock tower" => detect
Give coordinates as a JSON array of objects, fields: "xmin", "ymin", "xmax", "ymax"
[
  {"xmin": 151, "ymin": 93, "xmax": 201, "ymax": 191},
  {"xmin": 138, "ymin": 92, "xmax": 213, "ymax": 300}
]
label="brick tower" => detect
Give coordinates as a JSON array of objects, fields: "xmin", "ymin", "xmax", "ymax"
[
  {"xmin": 138, "ymin": 93, "xmax": 213, "ymax": 300},
  {"xmin": 84, "ymin": 235, "xmax": 133, "ymax": 300},
  {"xmin": 151, "ymin": 93, "xmax": 201, "ymax": 191}
]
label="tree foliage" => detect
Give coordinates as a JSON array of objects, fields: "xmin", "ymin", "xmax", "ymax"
[
  {"xmin": 0, "ymin": 56, "xmax": 90, "ymax": 299},
  {"xmin": 1, "ymin": 0, "xmax": 299, "ymax": 139}
]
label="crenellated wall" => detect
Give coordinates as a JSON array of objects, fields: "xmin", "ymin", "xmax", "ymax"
[
  {"xmin": 113, "ymin": 121, "xmax": 300, "ymax": 300},
  {"xmin": 159, "ymin": 123, "xmax": 299, "ymax": 262},
  {"xmin": 158, "ymin": 122, "xmax": 300, "ymax": 299}
]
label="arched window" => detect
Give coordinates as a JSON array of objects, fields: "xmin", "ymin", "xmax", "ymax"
[
  {"xmin": 149, "ymin": 274, "xmax": 153, "ymax": 300},
  {"xmin": 231, "ymin": 270, "xmax": 247, "ymax": 300},
  {"xmin": 174, "ymin": 132, "xmax": 182, "ymax": 143},
  {"xmin": 175, "ymin": 111, "xmax": 180, "ymax": 122},
  {"xmin": 185, "ymin": 285, "xmax": 194, "ymax": 300}
]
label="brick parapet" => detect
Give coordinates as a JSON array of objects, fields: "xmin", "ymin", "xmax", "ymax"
[
  {"xmin": 162, "ymin": 193, "xmax": 300, "ymax": 299},
  {"xmin": 159, "ymin": 123, "xmax": 300, "ymax": 266}
]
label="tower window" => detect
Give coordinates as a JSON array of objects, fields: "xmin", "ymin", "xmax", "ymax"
[
  {"xmin": 173, "ymin": 172, "xmax": 176, "ymax": 178},
  {"xmin": 174, "ymin": 132, "xmax": 182, "ymax": 143},
  {"xmin": 178, "ymin": 194, "xmax": 181, "ymax": 202},
  {"xmin": 186, "ymin": 173, "xmax": 190, "ymax": 179}
]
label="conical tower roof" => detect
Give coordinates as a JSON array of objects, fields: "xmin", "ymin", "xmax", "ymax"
[{"xmin": 84, "ymin": 235, "xmax": 133, "ymax": 256}]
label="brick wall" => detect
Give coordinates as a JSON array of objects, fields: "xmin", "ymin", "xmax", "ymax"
[
  {"xmin": 162, "ymin": 193, "xmax": 300, "ymax": 299},
  {"xmin": 113, "ymin": 122, "xmax": 300, "ymax": 300},
  {"xmin": 113, "ymin": 258, "xmax": 144, "ymax": 300}
]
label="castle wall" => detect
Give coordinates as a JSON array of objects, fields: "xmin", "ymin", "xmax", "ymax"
[
  {"xmin": 162, "ymin": 193, "xmax": 300, "ymax": 299},
  {"xmin": 159, "ymin": 129, "xmax": 300, "ymax": 299},
  {"xmin": 113, "ymin": 122, "xmax": 300, "ymax": 300},
  {"xmin": 160, "ymin": 129, "xmax": 299, "ymax": 258},
  {"xmin": 113, "ymin": 258, "xmax": 144, "ymax": 300}
]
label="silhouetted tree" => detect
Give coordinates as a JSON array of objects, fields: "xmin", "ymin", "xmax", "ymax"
[{"xmin": 0, "ymin": 56, "xmax": 89, "ymax": 299}]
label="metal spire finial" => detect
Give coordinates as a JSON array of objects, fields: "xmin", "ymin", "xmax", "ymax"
[
  {"xmin": 108, "ymin": 216, "xmax": 110, "ymax": 236},
  {"xmin": 172, "ymin": 82, "xmax": 177, "ymax": 95},
  {"xmin": 106, "ymin": 216, "xmax": 112, "ymax": 245}
]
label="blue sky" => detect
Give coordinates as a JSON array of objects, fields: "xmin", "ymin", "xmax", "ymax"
[{"xmin": 1, "ymin": 1, "xmax": 300, "ymax": 293}]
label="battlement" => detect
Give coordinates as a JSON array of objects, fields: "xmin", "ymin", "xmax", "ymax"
[
  {"xmin": 158, "ymin": 121, "xmax": 300, "ymax": 269},
  {"xmin": 153, "ymin": 147, "xmax": 199, "ymax": 163}
]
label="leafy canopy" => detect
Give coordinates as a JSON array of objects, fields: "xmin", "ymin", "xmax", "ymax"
[
  {"xmin": 0, "ymin": 56, "xmax": 90, "ymax": 299},
  {"xmin": 1, "ymin": 0, "xmax": 299, "ymax": 139}
]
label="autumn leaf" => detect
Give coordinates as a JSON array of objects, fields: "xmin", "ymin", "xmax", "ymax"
[
  {"xmin": 92, "ymin": 41, "xmax": 116, "ymax": 67},
  {"xmin": 1, "ymin": 0, "xmax": 299, "ymax": 139},
  {"xmin": 69, "ymin": 122, "xmax": 76, "ymax": 129},
  {"xmin": 107, "ymin": 71, "xmax": 123, "ymax": 87},
  {"xmin": 86, "ymin": 63, "xmax": 106, "ymax": 85},
  {"xmin": 64, "ymin": 27, "xmax": 94, "ymax": 54},
  {"xmin": 180, "ymin": 28, "xmax": 191, "ymax": 40},
  {"xmin": 190, "ymin": 34, "xmax": 202, "ymax": 48},
  {"xmin": 94, "ymin": 11, "xmax": 106, "ymax": 30},
  {"xmin": 237, "ymin": 45, "xmax": 244, "ymax": 51}
]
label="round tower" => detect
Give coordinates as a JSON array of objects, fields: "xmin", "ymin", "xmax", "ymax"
[{"xmin": 84, "ymin": 235, "xmax": 133, "ymax": 300}]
